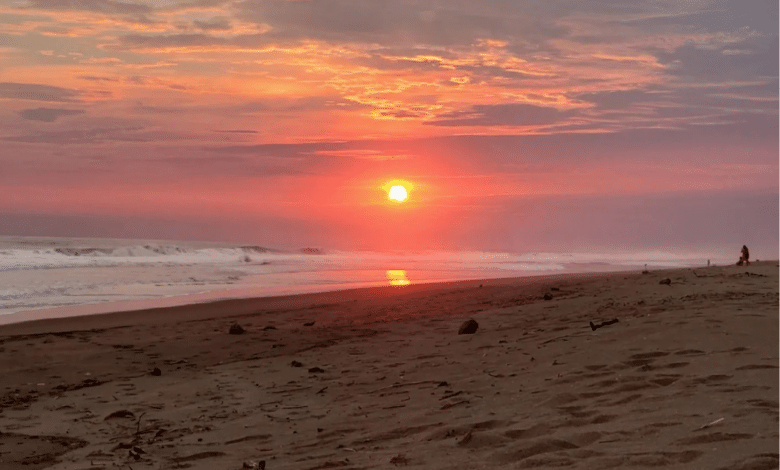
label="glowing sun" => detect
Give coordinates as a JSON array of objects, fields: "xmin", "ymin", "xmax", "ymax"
[{"xmin": 388, "ymin": 185, "xmax": 408, "ymax": 202}]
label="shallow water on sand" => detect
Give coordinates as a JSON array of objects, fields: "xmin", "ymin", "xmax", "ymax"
[{"xmin": 0, "ymin": 236, "xmax": 728, "ymax": 323}]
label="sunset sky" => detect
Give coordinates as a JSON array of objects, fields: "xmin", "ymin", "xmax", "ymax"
[{"xmin": 1, "ymin": 0, "xmax": 777, "ymax": 254}]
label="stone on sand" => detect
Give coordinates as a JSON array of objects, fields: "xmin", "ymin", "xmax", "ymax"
[{"xmin": 458, "ymin": 319, "xmax": 479, "ymax": 335}]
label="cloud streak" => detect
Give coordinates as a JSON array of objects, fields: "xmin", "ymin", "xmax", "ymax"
[
  {"xmin": 18, "ymin": 107, "xmax": 84, "ymax": 122},
  {"xmin": 0, "ymin": 82, "xmax": 83, "ymax": 102},
  {"xmin": 22, "ymin": 0, "xmax": 152, "ymax": 15}
]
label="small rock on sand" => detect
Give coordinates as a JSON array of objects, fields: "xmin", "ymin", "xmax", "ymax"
[
  {"xmin": 150, "ymin": 367, "xmax": 162, "ymax": 376},
  {"xmin": 458, "ymin": 319, "xmax": 479, "ymax": 335},
  {"xmin": 659, "ymin": 278, "xmax": 671, "ymax": 285},
  {"xmin": 104, "ymin": 410, "xmax": 135, "ymax": 420},
  {"xmin": 543, "ymin": 293, "xmax": 553, "ymax": 300},
  {"xmin": 229, "ymin": 323, "xmax": 245, "ymax": 335}
]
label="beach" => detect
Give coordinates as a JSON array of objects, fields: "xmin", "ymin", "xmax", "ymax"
[{"xmin": 0, "ymin": 262, "xmax": 777, "ymax": 469}]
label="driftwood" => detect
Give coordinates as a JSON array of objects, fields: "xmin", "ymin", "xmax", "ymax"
[{"xmin": 589, "ymin": 319, "xmax": 619, "ymax": 331}]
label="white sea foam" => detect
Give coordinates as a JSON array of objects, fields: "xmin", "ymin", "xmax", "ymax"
[{"xmin": 0, "ymin": 236, "xmax": 730, "ymax": 323}]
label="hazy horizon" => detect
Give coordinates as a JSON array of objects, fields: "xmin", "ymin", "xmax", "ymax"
[{"xmin": 1, "ymin": 1, "xmax": 777, "ymax": 255}]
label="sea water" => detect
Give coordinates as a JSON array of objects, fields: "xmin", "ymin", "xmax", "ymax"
[{"xmin": 0, "ymin": 236, "xmax": 729, "ymax": 324}]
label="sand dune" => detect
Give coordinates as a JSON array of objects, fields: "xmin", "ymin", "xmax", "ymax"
[{"xmin": 0, "ymin": 262, "xmax": 777, "ymax": 469}]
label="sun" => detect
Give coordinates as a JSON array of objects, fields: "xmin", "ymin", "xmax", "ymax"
[
  {"xmin": 388, "ymin": 185, "xmax": 408, "ymax": 202},
  {"xmin": 381, "ymin": 179, "xmax": 414, "ymax": 204}
]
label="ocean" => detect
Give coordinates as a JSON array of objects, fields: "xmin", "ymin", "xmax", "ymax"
[{"xmin": 0, "ymin": 236, "xmax": 731, "ymax": 325}]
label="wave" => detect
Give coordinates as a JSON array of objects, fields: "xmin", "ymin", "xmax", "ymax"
[
  {"xmin": 0, "ymin": 235, "xmax": 730, "ymax": 277},
  {"xmin": 0, "ymin": 242, "xmax": 279, "ymax": 272},
  {"xmin": 0, "ymin": 237, "xmax": 735, "ymax": 320},
  {"xmin": 50, "ymin": 244, "xmax": 271, "ymax": 257}
]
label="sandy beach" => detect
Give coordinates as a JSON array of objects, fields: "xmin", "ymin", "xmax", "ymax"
[{"xmin": 0, "ymin": 262, "xmax": 777, "ymax": 470}]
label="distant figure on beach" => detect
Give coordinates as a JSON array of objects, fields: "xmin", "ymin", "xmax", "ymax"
[{"xmin": 737, "ymin": 245, "xmax": 750, "ymax": 266}]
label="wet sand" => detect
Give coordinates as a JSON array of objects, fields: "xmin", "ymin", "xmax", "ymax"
[{"xmin": 0, "ymin": 262, "xmax": 777, "ymax": 469}]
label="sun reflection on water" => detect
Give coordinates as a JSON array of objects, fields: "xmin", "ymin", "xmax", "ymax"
[{"xmin": 386, "ymin": 269, "xmax": 410, "ymax": 286}]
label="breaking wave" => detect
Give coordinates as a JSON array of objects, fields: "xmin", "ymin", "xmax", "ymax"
[{"xmin": 0, "ymin": 243, "xmax": 275, "ymax": 272}]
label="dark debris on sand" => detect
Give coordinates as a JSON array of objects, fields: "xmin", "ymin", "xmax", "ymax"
[
  {"xmin": 590, "ymin": 319, "xmax": 619, "ymax": 331},
  {"xmin": 458, "ymin": 319, "xmax": 479, "ymax": 335}
]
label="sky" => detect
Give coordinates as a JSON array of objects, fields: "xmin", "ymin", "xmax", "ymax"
[{"xmin": 0, "ymin": 0, "xmax": 778, "ymax": 256}]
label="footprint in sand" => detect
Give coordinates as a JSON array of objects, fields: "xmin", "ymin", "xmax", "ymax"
[
  {"xmin": 503, "ymin": 423, "xmax": 552, "ymax": 440},
  {"xmin": 674, "ymin": 431, "xmax": 753, "ymax": 445},
  {"xmin": 745, "ymin": 398, "xmax": 779, "ymax": 409},
  {"xmin": 691, "ymin": 374, "xmax": 732, "ymax": 385},
  {"xmin": 171, "ymin": 451, "xmax": 227, "ymax": 463},
  {"xmin": 490, "ymin": 438, "xmax": 581, "ymax": 466},
  {"xmin": 659, "ymin": 361, "xmax": 690, "ymax": 369},
  {"xmin": 715, "ymin": 453, "xmax": 779, "ymax": 470},
  {"xmin": 0, "ymin": 433, "xmax": 88, "ymax": 468},
  {"xmin": 650, "ymin": 374, "xmax": 682, "ymax": 386},
  {"xmin": 736, "ymin": 364, "xmax": 778, "ymax": 370},
  {"xmin": 675, "ymin": 349, "xmax": 706, "ymax": 356}
]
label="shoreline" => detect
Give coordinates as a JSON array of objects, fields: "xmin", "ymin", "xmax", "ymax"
[
  {"xmin": 0, "ymin": 259, "xmax": 732, "ymax": 331},
  {"xmin": 0, "ymin": 268, "xmax": 620, "ymax": 335},
  {"xmin": 2, "ymin": 235, "xmax": 747, "ymax": 323},
  {"xmin": 0, "ymin": 262, "xmax": 777, "ymax": 469}
]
